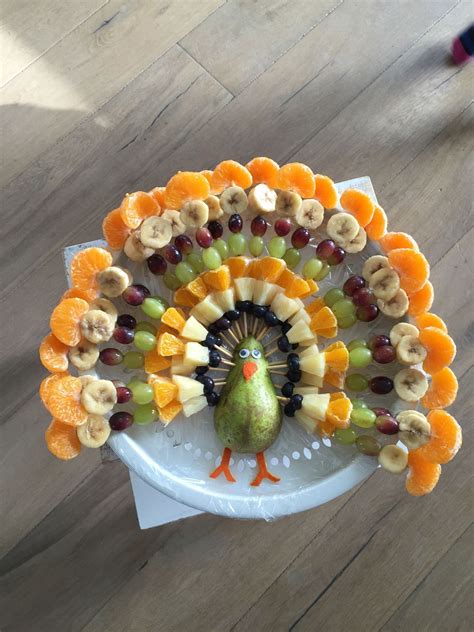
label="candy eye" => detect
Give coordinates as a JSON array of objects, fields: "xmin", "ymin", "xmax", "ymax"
[
  {"xmin": 239, "ymin": 348, "xmax": 250, "ymax": 358},
  {"xmin": 251, "ymin": 349, "xmax": 261, "ymax": 359}
]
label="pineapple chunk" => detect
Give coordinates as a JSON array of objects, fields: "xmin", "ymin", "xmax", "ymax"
[
  {"xmin": 287, "ymin": 319, "xmax": 314, "ymax": 344},
  {"xmin": 170, "ymin": 355, "xmax": 195, "ymax": 376},
  {"xmin": 300, "ymin": 371, "xmax": 323, "ymax": 387},
  {"xmin": 182, "ymin": 395, "xmax": 208, "ymax": 418},
  {"xmin": 301, "ymin": 393, "xmax": 331, "ymax": 420},
  {"xmin": 271, "ymin": 293, "xmax": 300, "ymax": 322},
  {"xmin": 294, "ymin": 409, "xmax": 318, "ymax": 434},
  {"xmin": 289, "ymin": 308, "xmax": 311, "ymax": 326},
  {"xmin": 234, "ymin": 277, "xmax": 256, "ymax": 301},
  {"xmin": 294, "ymin": 386, "xmax": 319, "ymax": 395},
  {"xmin": 300, "ymin": 344, "xmax": 320, "ymax": 358},
  {"xmin": 184, "ymin": 342, "xmax": 210, "ymax": 366},
  {"xmin": 299, "ymin": 353, "xmax": 326, "ymax": 377},
  {"xmin": 299, "ymin": 335, "xmax": 319, "ymax": 346},
  {"xmin": 213, "ymin": 288, "xmax": 235, "ymax": 312},
  {"xmin": 181, "ymin": 315, "xmax": 208, "ymax": 342},
  {"xmin": 172, "ymin": 375, "xmax": 204, "ymax": 402},
  {"xmin": 252, "ymin": 281, "xmax": 282, "ymax": 306},
  {"xmin": 190, "ymin": 295, "xmax": 224, "ymax": 325}
]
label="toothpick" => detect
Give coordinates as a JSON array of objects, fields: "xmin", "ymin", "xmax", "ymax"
[
  {"xmin": 210, "ymin": 367, "xmax": 230, "ymax": 372},
  {"xmin": 220, "ymin": 332, "xmax": 234, "ymax": 347},
  {"xmin": 243, "ymin": 312, "xmax": 248, "ymax": 336},
  {"xmin": 268, "ymin": 362, "xmax": 287, "ymax": 368},
  {"xmin": 234, "ymin": 320, "xmax": 243, "ymax": 339},
  {"xmin": 265, "ymin": 345, "xmax": 279, "ymax": 357},
  {"xmin": 228, "ymin": 328, "xmax": 240, "ymax": 344},
  {"xmin": 269, "ymin": 370, "xmax": 287, "ymax": 376},
  {"xmin": 216, "ymin": 345, "xmax": 233, "ymax": 358},
  {"xmin": 256, "ymin": 325, "xmax": 269, "ymax": 341},
  {"xmin": 276, "ymin": 396, "xmax": 290, "ymax": 402},
  {"xmin": 213, "ymin": 380, "xmax": 227, "ymax": 386},
  {"xmin": 221, "ymin": 359, "xmax": 235, "ymax": 367}
]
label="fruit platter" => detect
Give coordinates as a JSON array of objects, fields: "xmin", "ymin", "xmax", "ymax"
[{"xmin": 39, "ymin": 159, "xmax": 462, "ymax": 520}]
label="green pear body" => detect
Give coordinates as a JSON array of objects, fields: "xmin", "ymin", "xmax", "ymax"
[{"xmin": 214, "ymin": 336, "xmax": 282, "ymax": 453}]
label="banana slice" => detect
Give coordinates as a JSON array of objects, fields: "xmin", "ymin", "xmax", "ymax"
[
  {"xmin": 76, "ymin": 414, "xmax": 111, "ymax": 448},
  {"xmin": 97, "ymin": 266, "xmax": 130, "ymax": 297},
  {"xmin": 80, "ymin": 310, "xmax": 115, "ymax": 344},
  {"xmin": 295, "ymin": 199, "xmax": 324, "ymax": 230},
  {"xmin": 396, "ymin": 410, "xmax": 431, "ymax": 450},
  {"xmin": 89, "ymin": 298, "xmax": 118, "ymax": 323},
  {"xmin": 369, "ymin": 268, "xmax": 400, "ymax": 300},
  {"xmin": 275, "ymin": 190, "xmax": 302, "ymax": 216},
  {"xmin": 343, "ymin": 226, "xmax": 367, "ymax": 253},
  {"xmin": 362, "ymin": 255, "xmax": 391, "ymax": 282},
  {"xmin": 124, "ymin": 231, "xmax": 154, "ymax": 262},
  {"xmin": 389, "ymin": 323, "xmax": 420, "ymax": 347},
  {"xmin": 69, "ymin": 340, "xmax": 100, "ymax": 370},
  {"xmin": 377, "ymin": 289, "xmax": 409, "ymax": 318},
  {"xmin": 396, "ymin": 335, "xmax": 427, "ymax": 365},
  {"xmin": 205, "ymin": 195, "xmax": 224, "ymax": 220},
  {"xmin": 78, "ymin": 374, "xmax": 98, "ymax": 388},
  {"xmin": 326, "ymin": 212, "xmax": 359, "ymax": 244},
  {"xmin": 220, "ymin": 186, "xmax": 248, "ymax": 215},
  {"xmin": 161, "ymin": 209, "xmax": 186, "ymax": 236},
  {"xmin": 140, "ymin": 216, "xmax": 173, "ymax": 249},
  {"xmin": 394, "ymin": 368, "xmax": 428, "ymax": 402},
  {"xmin": 248, "ymin": 184, "xmax": 277, "ymax": 213},
  {"xmin": 81, "ymin": 379, "xmax": 117, "ymax": 415},
  {"xmin": 378, "ymin": 444, "xmax": 408, "ymax": 474},
  {"xmin": 180, "ymin": 200, "xmax": 209, "ymax": 228}
]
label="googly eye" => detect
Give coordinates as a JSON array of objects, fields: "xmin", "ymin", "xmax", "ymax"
[
  {"xmin": 239, "ymin": 348, "xmax": 250, "ymax": 358},
  {"xmin": 251, "ymin": 349, "xmax": 261, "ymax": 359}
]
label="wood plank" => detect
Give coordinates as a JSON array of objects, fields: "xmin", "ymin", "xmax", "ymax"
[
  {"xmin": 381, "ymin": 524, "xmax": 474, "ymax": 632},
  {"xmin": 0, "ymin": 0, "xmax": 225, "ymax": 186},
  {"xmin": 180, "ymin": 0, "xmax": 340, "ymax": 95},
  {"xmin": 0, "ymin": 0, "xmax": 107, "ymax": 85},
  {"xmin": 231, "ymin": 368, "xmax": 473, "ymax": 631}
]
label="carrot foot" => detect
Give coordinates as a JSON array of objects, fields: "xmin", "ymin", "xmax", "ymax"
[
  {"xmin": 251, "ymin": 452, "xmax": 280, "ymax": 486},
  {"xmin": 210, "ymin": 447, "xmax": 236, "ymax": 482}
]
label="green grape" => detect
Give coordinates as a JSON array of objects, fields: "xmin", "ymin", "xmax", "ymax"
[
  {"xmin": 351, "ymin": 398, "xmax": 368, "ymax": 409},
  {"xmin": 313, "ymin": 261, "xmax": 330, "ymax": 281},
  {"xmin": 134, "ymin": 331, "xmax": 157, "ymax": 352},
  {"xmin": 175, "ymin": 261, "xmax": 196, "ymax": 284},
  {"xmin": 338, "ymin": 313, "xmax": 358, "ymax": 329},
  {"xmin": 123, "ymin": 351, "xmax": 144, "ymax": 369},
  {"xmin": 347, "ymin": 338, "xmax": 368, "ymax": 351},
  {"xmin": 142, "ymin": 297, "xmax": 166, "ymax": 320},
  {"xmin": 345, "ymin": 373, "xmax": 369, "ymax": 392},
  {"xmin": 356, "ymin": 435, "xmax": 381, "ymax": 456},
  {"xmin": 324, "ymin": 288, "xmax": 344, "ymax": 307},
  {"xmin": 135, "ymin": 321, "xmax": 157, "ymax": 334},
  {"xmin": 334, "ymin": 427, "xmax": 357, "ymax": 445},
  {"xmin": 349, "ymin": 347, "xmax": 373, "ymax": 368},
  {"xmin": 186, "ymin": 253, "xmax": 205, "ymax": 274},
  {"xmin": 249, "ymin": 236, "xmax": 264, "ymax": 257},
  {"xmin": 134, "ymin": 403, "xmax": 158, "ymax": 425},
  {"xmin": 283, "ymin": 248, "xmax": 301, "ymax": 270},
  {"xmin": 163, "ymin": 271, "xmax": 181, "ymax": 290},
  {"xmin": 127, "ymin": 377, "xmax": 143, "ymax": 389},
  {"xmin": 302, "ymin": 258, "xmax": 324, "ymax": 279},
  {"xmin": 131, "ymin": 382, "xmax": 154, "ymax": 405},
  {"xmin": 332, "ymin": 298, "xmax": 356, "ymax": 319},
  {"xmin": 351, "ymin": 408, "xmax": 376, "ymax": 428},
  {"xmin": 228, "ymin": 233, "xmax": 247, "ymax": 256},
  {"xmin": 268, "ymin": 236, "xmax": 286, "ymax": 258},
  {"xmin": 213, "ymin": 239, "xmax": 229, "ymax": 260},
  {"xmin": 202, "ymin": 246, "xmax": 222, "ymax": 270}
]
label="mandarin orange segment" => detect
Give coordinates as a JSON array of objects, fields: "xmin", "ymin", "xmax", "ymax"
[
  {"xmin": 211, "ymin": 160, "xmax": 252, "ymax": 192},
  {"xmin": 299, "ymin": 278, "xmax": 318, "ymax": 299},
  {"xmin": 388, "ymin": 248, "xmax": 430, "ymax": 294},
  {"xmin": 45, "ymin": 419, "xmax": 81, "ymax": 460},
  {"xmin": 186, "ymin": 276, "xmax": 208, "ymax": 302},
  {"xmin": 379, "ymin": 231, "xmax": 419, "ymax": 253},
  {"xmin": 365, "ymin": 205, "xmax": 388, "ymax": 240},
  {"xmin": 153, "ymin": 379, "xmax": 178, "ymax": 409},
  {"xmin": 318, "ymin": 420, "xmax": 336, "ymax": 438},
  {"xmin": 245, "ymin": 157, "xmax": 280, "ymax": 188},
  {"xmin": 156, "ymin": 322, "xmax": 177, "ymax": 338},
  {"xmin": 45, "ymin": 375, "xmax": 88, "ymax": 426},
  {"xmin": 39, "ymin": 333, "xmax": 69, "ymax": 373},
  {"xmin": 324, "ymin": 368, "xmax": 345, "ymax": 389},
  {"xmin": 202, "ymin": 265, "xmax": 231, "ymax": 291},
  {"xmin": 157, "ymin": 332, "xmax": 185, "ymax": 357},
  {"xmin": 415, "ymin": 312, "xmax": 447, "ymax": 333},
  {"xmin": 277, "ymin": 163, "xmax": 315, "ymax": 198},
  {"xmin": 285, "ymin": 276, "xmax": 310, "ymax": 299},
  {"xmin": 144, "ymin": 348, "xmax": 172, "ymax": 374},
  {"xmin": 149, "ymin": 186, "xmax": 166, "ymax": 209},
  {"xmin": 339, "ymin": 189, "xmax": 375, "ymax": 227},
  {"xmin": 317, "ymin": 326, "xmax": 338, "ymax": 339},
  {"xmin": 417, "ymin": 410, "xmax": 462, "ymax": 464},
  {"xmin": 326, "ymin": 394, "xmax": 351, "ymax": 428},
  {"xmin": 70, "ymin": 247, "xmax": 113, "ymax": 292},
  {"xmin": 258, "ymin": 256, "xmax": 286, "ymax": 282},
  {"xmin": 314, "ymin": 174, "xmax": 338, "ymax": 208},
  {"xmin": 165, "ymin": 172, "xmax": 211, "ymax": 209},
  {"xmin": 50, "ymin": 298, "xmax": 90, "ymax": 346},
  {"xmin": 405, "ymin": 451, "xmax": 441, "ymax": 496},
  {"xmin": 173, "ymin": 286, "xmax": 199, "ymax": 308},
  {"xmin": 277, "ymin": 269, "xmax": 296, "ymax": 290},
  {"xmin": 421, "ymin": 367, "xmax": 458, "ymax": 410},
  {"xmin": 40, "ymin": 372, "xmax": 69, "ymax": 406},
  {"xmin": 161, "ymin": 308, "xmax": 186, "ymax": 333},
  {"xmin": 324, "ymin": 346, "xmax": 349, "ymax": 371},
  {"xmin": 306, "ymin": 297, "xmax": 326, "ymax": 315},
  {"xmin": 324, "ymin": 341, "xmax": 346, "ymax": 351},
  {"xmin": 419, "ymin": 327, "xmax": 456, "ymax": 375},
  {"xmin": 408, "ymin": 281, "xmax": 434, "ymax": 316},
  {"xmin": 102, "ymin": 207, "xmax": 131, "ymax": 250},
  {"xmin": 159, "ymin": 399, "xmax": 183, "ymax": 424},
  {"xmin": 225, "ymin": 256, "xmax": 249, "ymax": 279},
  {"xmin": 62, "ymin": 287, "xmax": 97, "ymax": 302},
  {"xmin": 245, "ymin": 259, "xmax": 262, "ymax": 279},
  {"xmin": 120, "ymin": 191, "xmax": 159, "ymax": 229},
  {"xmin": 310, "ymin": 306, "xmax": 337, "ymax": 334}
]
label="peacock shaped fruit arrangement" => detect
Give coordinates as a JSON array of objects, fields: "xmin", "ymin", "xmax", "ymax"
[{"xmin": 39, "ymin": 159, "xmax": 461, "ymax": 503}]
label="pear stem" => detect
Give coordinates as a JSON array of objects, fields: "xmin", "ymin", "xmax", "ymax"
[
  {"xmin": 216, "ymin": 345, "xmax": 233, "ymax": 358},
  {"xmin": 276, "ymin": 396, "xmax": 290, "ymax": 402},
  {"xmin": 227, "ymin": 328, "xmax": 240, "ymax": 344},
  {"xmin": 265, "ymin": 345, "xmax": 279, "ymax": 357}
]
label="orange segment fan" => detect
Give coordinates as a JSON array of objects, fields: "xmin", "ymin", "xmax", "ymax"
[
  {"xmin": 405, "ymin": 451, "xmax": 441, "ymax": 496},
  {"xmin": 365, "ymin": 205, "xmax": 387, "ymax": 240},
  {"xmin": 120, "ymin": 191, "xmax": 160, "ymax": 229},
  {"xmin": 144, "ymin": 348, "xmax": 172, "ymax": 374},
  {"xmin": 408, "ymin": 281, "xmax": 434, "ymax": 316},
  {"xmin": 310, "ymin": 306, "xmax": 337, "ymax": 335},
  {"xmin": 421, "ymin": 367, "xmax": 458, "ymax": 410},
  {"xmin": 62, "ymin": 287, "xmax": 97, "ymax": 302},
  {"xmin": 40, "ymin": 372, "xmax": 69, "ymax": 406},
  {"xmin": 202, "ymin": 266, "xmax": 231, "ymax": 291},
  {"xmin": 225, "ymin": 256, "xmax": 250, "ymax": 279},
  {"xmin": 149, "ymin": 186, "xmax": 166, "ymax": 208},
  {"xmin": 161, "ymin": 308, "xmax": 186, "ymax": 333},
  {"xmin": 45, "ymin": 419, "xmax": 81, "ymax": 460},
  {"xmin": 258, "ymin": 257, "xmax": 286, "ymax": 282},
  {"xmin": 186, "ymin": 277, "xmax": 208, "ymax": 303},
  {"xmin": 211, "ymin": 160, "xmax": 252, "ymax": 192},
  {"xmin": 102, "ymin": 207, "xmax": 131, "ymax": 249},
  {"xmin": 159, "ymin": 399, "xmax": 183, "ymax": 424},
  {"xmin": 417, "ymin": 410, "xmax": 462, "ymax": 464},
  {"xmin": 277, "ymin": 163, "xmax": 315, "ymax": 198},
  {"xmin": 174, "ymin": 286, "xmax": 199, "ymax": 308},
  {"xmin": 70, "ymin": 247, "xmax": 113, "ymax": 292},
  {"xmin": 44, "ymin": 375, "xmax": 88, "ymax": 426},
  {"xmin": 324, "ymin": 344, "xmax": 349, "ymax": 371},
  {"xmin": 50, "ymin": 298, "xmax": 90, "ymax": 346},
  {"xmin": 165, "ymin": 172, "xmax": 211, "ymax": 209},
  {"xmin": 326, "ymin": 393, "xmax": 352, "ymax": 428},
  {"xmin": 39, "ymin": 333, "xmax": 69, "ymax": 373},
  {"xmin": 388, "ymin": 248, "xmax": 430, "ymax": 294},
  {"xmin": 314, "ymin": 174, "xmax": 338, "ymax": 208},
  {"xmin": 285, "ymin": 276, "xmax": 310, "ymax": 299},
  {"xmin": 419, "ymin": 327, "xmax": 456, "ymax": 375},
  {"xmin": 339, "ymin": 189, "xmax": 375, "ymax": 227},
  {"xmin": 245, "ymin": 157, "xmax": 279, "ymax": 188},
  {"xmin": 379, "ymin": 231, "xmax": 419, "ymax": 253},
  {"xmin": 324, "ymin": 368, "xmax": 346, "ymax": 389},
  {"xmin": 157, "ymin": 333, "xmax": 185, "ymax": 357},
  {"xmin": 415, "ymin": 312, "xmax": 447, "ymax": 332},
  {"xmin": 306, "ymin": 297, "xmax": 326, "ymax": 315},
  {"xmin": 153, "ymin": 379, "xmax": 179, "ymax": 409}
]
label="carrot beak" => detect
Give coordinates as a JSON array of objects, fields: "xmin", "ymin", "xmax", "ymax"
[{"xmin": 243, "ymin": 361, "xmax": 257, "ymax": 381}]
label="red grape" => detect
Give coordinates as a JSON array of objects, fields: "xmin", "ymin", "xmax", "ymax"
[
  {"xmin": 316, "ymin": 239, "xmax": 336, "ymax": 260},
  {"xmin": 117, "ymin": 314, "xmax": 136, "ymax": 329},
  {"xmin": 274, "ymin": 218, "xmax": 292, "ymax": 236},
  {"xmin": 196, "ymin": 227, "xmax": 213, "ymax": 248},
  {"xmin": 174, "ymin": 234, "xmax": 193, "ymax": 254},
  {"xmin": 291, "ymin": 227, "xmax": 310, "ymax": 249},
  {"xmin": 147, "ymin": 254, "xmax": 167, "ymax": 275},
  {"xmin": 116, "ymin": 386, "xmax": 132, "ymax": 404},
  {"xmin": 369, "ymin": 376, "xmax": 394, "ymax": 394},
  {"xmin": 373, "ymin": 345, "xmax": 396, "ymax": 364},
  {"xmin": 163, "ymin": 244, "xmax": 182, "ymax": 264},
  {"xmin": 228, "ymin": 214, "xmax": 243, "ymax": 233},
  {"xmin": 99, "ymin": 348, "xmax": 123, "ymax": 366},
  {"xmin": 343, "ymin": 275, "xmax": 366, "ymax": 296},
  {"xmin": 207, "ymin": 221, "xmax": 223, "ymax": 239},
  {"xmin": 109, "ymin": 411, "xmax": 133, "ymax": 431},
  {"xmin": 328, "ymin": 246, "xmax": 346, "ymax": 265},
  {"xmin": 369, "ymin": 334, "xmax": 391, "ymax": 350},
  {"xmin": 372, "ymin": 407, "xmax": 391, "ymax": 417},
  {"xmin": 122, "ymin": 284, "xmax": 149, "ymax": 306},
  {"xmin": 352, "ymin": 287, "xmax": 376, "ymax": 306},
  {"xmin": 375, "ymin": 415, "xmax": 399, "ymax": 435},
  {"xmin": 251, "ymin": 216, "xmax": 268, "ymax": 236},
  {"xmin": 356, "ymin": 304, "xmax": 379, "ymax": 322},
  {"xmin": 113, "ymin": 326, "xmax": 135, "ymax": 344}
]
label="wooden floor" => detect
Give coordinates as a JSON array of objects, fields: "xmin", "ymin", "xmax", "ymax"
[{"xmin": 1, "ymin": 1, "xmax": 473, "ymax": 630}]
